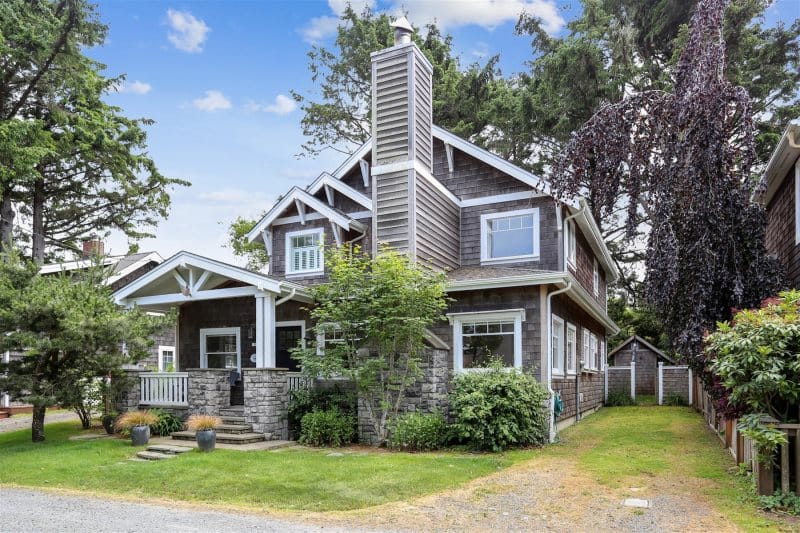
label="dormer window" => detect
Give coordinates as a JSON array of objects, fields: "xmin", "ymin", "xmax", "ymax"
[
  {"xmin": 480, "ymin": 208, "xmax": 540, "ymax": 264},
  {"xmin": 286, "ymin": 228, "xmax": 324, "ymax": 275}
]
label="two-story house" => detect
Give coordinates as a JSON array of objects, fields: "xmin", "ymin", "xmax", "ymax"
[
  {"xmin": 763, "ymin": 119, "xmax": 800, "ymax": 288},
  {"xmin": 112, "ymin": 19, "xmax": 619, "ymax": 439}
]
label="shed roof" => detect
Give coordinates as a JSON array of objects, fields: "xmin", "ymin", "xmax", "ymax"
[{"xmin": 608, "ymin": 335, "xmax": 675, "ymax": 364}]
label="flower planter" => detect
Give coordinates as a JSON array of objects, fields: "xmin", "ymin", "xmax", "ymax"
[
  {"xmin": 196, "ymin": 429, "xmax": 216, "ymax": 452},
  {"xmin": 102, "ymin": 414, "xmax": 117, "ymax": 435},
  {"xmin": 131, "ymin": 425, "xmax": 150, "ymax": 446}
]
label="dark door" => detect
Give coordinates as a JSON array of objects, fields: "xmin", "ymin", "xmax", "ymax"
[{"xmin": 276, "ymin": 325, "xmax": 303, "ymax": 372}]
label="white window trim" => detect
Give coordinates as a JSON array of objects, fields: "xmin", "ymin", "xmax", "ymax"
[
  {"xmin": 200, "ymin": 327, "xmax": 241, "ymax": 371},
  {"xmin": 600, "ymin": 337, "xmax": 606, "ymax": 371},
  {"xmin": 552, "ymin": 314, "xmax": 565, "ymax": 376},
  {"xmin": 795, "ymin": 158, "xmax": 800, "ymax": 245},
  {"xmin": 285, "ymin": 227, "xmax": 324, "ymax": 276},
  {"xmin": 590, "ymin": 333, "xmax": 598, "ymax": 371},
  {"xmin": 566, "ymin": 323, "xmax": 577, "ymax": 375},
  {"xmin": 592, "ymin": 258, "xmax": 600, "ymax": 297},
  {"xmin": 479, "ymin": 208, "xmax": 540, "ymax": 265},
  {"xmin": 157, "ymin": 345, "xmax": 176, "ymax": 372},
  {"xmin": 566, "ymin": 219, "xmax": 577, "ymax": 269},
  {"xmin": 582, "ymin": 327, "xmax": 591, "ymax": 371},
  {"xmin": 448, "ymin": 309, "xmax": 526, "ymax": 372}
]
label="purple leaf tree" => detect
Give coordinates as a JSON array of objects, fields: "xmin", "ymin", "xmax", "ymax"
[{"xmin": 551, "ymin": 0, "xmax": 782, "ymax": 370}]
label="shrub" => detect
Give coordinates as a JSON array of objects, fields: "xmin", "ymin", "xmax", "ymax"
[
  {"xmin": 449, "ymin": 365, "xmax": 549, "ymax": 451},
  {"xmin": 606, "ymin": 391, "xmax": 636, "ymax": 406},
  {"xmin": 148, "ymin": 408, "xmax": 184, "ymax": 436},
  {"xmin": 186, "ymin": 414, "xmax": 222, "ymax": 431},
  {"xmin": 288, "ymin": 385, "xmax": 357, "ymax": 434},
  {"xmin": 389, "ymin": 411, "xmax": 449, "ymax": 451},
  {"xmin": 299, "ymin": 408, "xmax": 356, "ymax": 447},
  {"xmin": 115, "ymin": 410, "xmax": 158, "ymax": 431},
  {"xmin": 664, "ymin": 393, "xmax": 687, "ymax": 406},
  {"xmin": 759, "ymin": 491, "xmax": 800, "ymax": 515}
]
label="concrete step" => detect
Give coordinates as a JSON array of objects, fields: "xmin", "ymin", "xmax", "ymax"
[
  {"xmin": 216, "ymin": 423, "xmax": 253, "ymax": 434},
  {"xmin": 171, "ymin": 430, "xmax": 266, "ymax": 445},
  {"xmin": 221, "ymin": 416, "xmax": 246, "ymax": 424},
  {"xmin": 147, "ymin": 444, "xmax": 193, "ymax": 455},
  {"xmin": 136, "ymin": 450, "xmax": 178, "ymax": 461}
]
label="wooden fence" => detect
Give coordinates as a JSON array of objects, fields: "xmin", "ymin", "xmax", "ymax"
[{"xmin": 605, "ymin": 362, "xmax": 635, "ymax": 401}]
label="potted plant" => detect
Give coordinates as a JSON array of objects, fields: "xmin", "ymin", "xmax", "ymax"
[
  {"xmin": 101, "ymin": 412, "xmax": 118, "ymax": 435},
  {"xmin": 115, "ymin": 410, "xmax": 158, "ymax": 446},
  {"xmin": 186, "ymin": 414, "xmax": 222, "ymax": 452}
]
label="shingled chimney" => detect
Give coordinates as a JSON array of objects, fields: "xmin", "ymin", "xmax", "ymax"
[{"xmin": 370, "ymin": 17, "xmax": 434, "ymax": 256}]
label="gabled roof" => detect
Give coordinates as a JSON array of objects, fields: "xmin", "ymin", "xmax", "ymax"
[
  {"xmin": 112, "ymin": 250, "xmax": 287, "ymax": 304},
  {"xmin": 608, "ymin": 335, "xmax": 674, "ymax": 364},
  {"xmin": 306, "ymin": 172, "xmax": 372, "ymax": 210},
  {"xmin": 762, "ymin": 119, "xmax": 800, "ymax": 206},
  {"xmin": 246, "ymin": 186, "xmax": 367, "ymax": 243},
  {"xmin": 41, "ymin": 251, "xmax": 164, "ymax": 287}
]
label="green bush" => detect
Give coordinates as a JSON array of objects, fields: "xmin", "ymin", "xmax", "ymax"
[
  {"xmin": 664, "ymin": 393, "xmax": 686, "ymax": 406},
  {"xmin": 148, "ymin": 408, "xmax": 184, "ymax": 436},
  {"xmin": 288, "ymin": 385, "xmax": 357, "ymax": 434},
  {"xmin": 389, "ymin": 411, "xmax": 449, "ymax": 451},
  {"xmin": 449, "ymin": 365, "xmax": 549, "ymax": 451},
  {"xmin": 299, "ymin": 408, "xmax": 356, "ymax": 447},
  {"xmin": 606, "ymin": 390, "xmax": 636, "ymax": 406},
  {"xmin": 759, "ymin": 491, "xmax": 800, "ymax": 515}
]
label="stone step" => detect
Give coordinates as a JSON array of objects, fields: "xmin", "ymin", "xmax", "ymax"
[
  {"xmin": 221, "ymin": 416, "xmax": 246, "ymax": 424},
  {"xmin": 218, "ymin": 406, "xmax": 244, "ymax": 416},
  {"xmin": 136, "ymin": 450, "xmax": 178, "ymax": 461},
  {"xmin": 171, "ymin": 430, "xmax": 266, "ymax": 445},
  {"xmin": 147, "ymin": 444, "xmax": 194, "ymax": 455},
  {"xmin": 216, "ymin": 423, "xmax": 253, "ymax": 434}
]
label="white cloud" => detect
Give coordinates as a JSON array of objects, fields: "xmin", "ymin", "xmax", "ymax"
[
  {"xmin": 391, "ymin": 0, "xmax": 564, "ymax": 34},
  {"xmin": 192, "ymin": 90, "xmax": 232, "ymax": 112},
  {"xmin": 328, "ymin": 0, "xmax": 375, "ymax": 16},
  {"xmin": 471, "ymin": 42, "xmax": 490, "ymax": 58},
  {"xmin": 247, "ymin": 94, "xmax": 297, "ymax": 115},
  {"xmin": 166, "ymin": 9, "xmax": 210, "ymax": 53},
  {"xmin": 117, "ymin": 80, "xmax": 152, "ymax": 94},
  {"xmin": 198, "ymin": 188, "xmax": 270, "ymax": 205},
  {"xmin": 300, "ymin": 16, "xmax": 340, "ymax": 44}
]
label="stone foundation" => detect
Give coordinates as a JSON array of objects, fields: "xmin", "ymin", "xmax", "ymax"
[
  {"xmin": 358, "ymin": 348, "xmax": 450, "ymax": 445},
  {"xmin": 187, "ymin": 368, "xmax": 232, "ymax": 414},
  {"xmin": 242, "ymin": 368, "xmax": 289, "ymax": 440},
  {"xmin": 115, "ymin": 369, "xmax": 145, "ymax": 413}
]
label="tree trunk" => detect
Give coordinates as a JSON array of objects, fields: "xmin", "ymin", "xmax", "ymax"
[
  {"xmin": 0, "ymin": 188, "xmax": 14, "ymax": 252},
  {"xmin": 31, "ymin": 405, "xmax": 46, "ymax": 442},
  {"xmin": 31, "ymin": 178, "xmax": 45, "ymax": 263}
]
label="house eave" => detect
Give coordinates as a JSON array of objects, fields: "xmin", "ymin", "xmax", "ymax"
[
  {"xmin": 571, "ymin": 199, "xmax": 619, "ymax": 283},
  {"xmin": 762, "ymin": 119, "xmax": 800, "ymax": 206}
]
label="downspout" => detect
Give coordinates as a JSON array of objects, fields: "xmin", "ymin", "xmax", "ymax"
[
  {"xmin": 562, "ymin": 204, "xmax": 587, "ymax": 425},
  {"xmin": 546, "ymin": 282, "xmax": 572, "ymax": 443},
  {"xmin": 275, "ymin": 287, "xmax": 296, "ymax": 307}
]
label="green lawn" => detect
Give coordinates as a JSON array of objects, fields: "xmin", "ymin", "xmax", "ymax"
[{"xmin": 0, "ymin": 422, "xmax": 511, "ymax": 512}]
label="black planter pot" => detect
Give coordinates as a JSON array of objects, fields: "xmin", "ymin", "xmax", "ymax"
[
  {"xmin": 196, "ymin": 429, "xmax": 216, "ymax": 452},
  {"xmin": 131, "ymin": 425, "xmax": 150, "ymax": 446}
]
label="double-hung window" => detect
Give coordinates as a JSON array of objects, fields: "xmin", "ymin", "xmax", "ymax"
[
  {"xmin": 600, "ymin": 338, "xmax": 606, "ymax": 371},
  {"xmin": 158, "ymin": 345, "xmax": 176, "ymax": 372},
  {"xmin": 566, "ymin": 220, "xmax": 576, "ymax": 268},
  {"xmin": 590, "ymin": 333, "xmax": 598, "ymax": 371},
  {"xmin": 566, "ymin": 323, "xmax": 577, "ymax": 374},
  {"xmin": 286, "ymin": 228, "xmax": 324, "ymax": 275},
  {"xmin": 582, "ymin": 327, "xmax": 591, "ymax": 370},
  {"xmin": 480, "ymin": 208, "xmax": 539, "ymax": 264},
  {"xmin": 450, "ymin": 310, "xmax": 525, "ymax": 371},
  {"xmin": 592, "ymin": 258, "xmax": 600, "ymax": 297},
  {"xmin": 552, "ymin": 315, "xmax": 565, "ymax": 376},
  {"xmin": 200, "ymin": 327, "xmax": 240, "ymax": 371}
]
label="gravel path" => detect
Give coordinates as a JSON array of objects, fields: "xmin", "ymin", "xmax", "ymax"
[
  {"xmin": 0, "ymin": 488, "xmax": 358, "ymax": 533},
  {"xmin": 0, "ymin": 411, "xmax": 78, "ymax": 434}
]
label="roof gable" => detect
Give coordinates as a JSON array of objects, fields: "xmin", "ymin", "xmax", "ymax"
[{"xmin": 608, "ymin": 335, "xmax": 674, "ymax": 363}]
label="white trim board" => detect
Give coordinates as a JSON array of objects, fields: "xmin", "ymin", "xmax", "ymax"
[
  {"xmin": 307, "ymin": 172, "xmax": 373, "ymax": 210},
  {"xmin": 105, "ymin": 252, "xmax": 165, "ymax": 287}
]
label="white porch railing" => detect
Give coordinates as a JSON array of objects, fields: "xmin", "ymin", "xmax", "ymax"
[
  {"xmin": 140, "ymin": 372, "xmax": 189, "ymax": 406},
  {"xmin": 288, "ymin": 372, "xmax": 311, "ymax": 392}
]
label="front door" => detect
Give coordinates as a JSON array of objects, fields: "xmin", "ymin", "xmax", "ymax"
[{"xmin": 276, "ymin": 325, "xmax": 303, "ymax": 372}]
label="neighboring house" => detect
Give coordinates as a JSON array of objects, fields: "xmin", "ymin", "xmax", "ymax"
[
  {"xmin": 608, "ymin": 335, "xmax": 674, "ymax": 395},
  {"xmin": 111, "ymin": 19, "xmax": 619, "ymax": 440},
  {"xmin": 1, "ymin": 240, "xmax": 175, "ymax": 410},
  {"xmin": 762, "ymin": 119, "xmax": 800, "ymax": 288}
]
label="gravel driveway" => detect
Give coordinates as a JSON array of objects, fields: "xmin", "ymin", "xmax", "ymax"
[
  {"xmin": 0, "ymin": 488, "xmax": 357, "ymax": 533},
  {"xmin": 0, "ymin": 411, "xmax": 78, "ymax": 434}
]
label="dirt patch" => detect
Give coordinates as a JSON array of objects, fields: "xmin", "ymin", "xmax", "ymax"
[{"xmin": 299, "ymin": 457, "xmax": 740, "ymax": 532}]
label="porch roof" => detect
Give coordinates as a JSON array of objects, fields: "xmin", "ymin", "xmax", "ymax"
[{"xmin": 112, "ymin": 251, "xmax": 311, "ymax": 311}]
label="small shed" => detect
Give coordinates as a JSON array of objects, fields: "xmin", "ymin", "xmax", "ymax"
[{"xmin": 608, "ymin": 335, "xmax": 674, "ymax": 395}]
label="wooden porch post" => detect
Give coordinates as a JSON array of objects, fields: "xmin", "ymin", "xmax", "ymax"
[{"xmin": 254, "ymin": 293, "xmax": 276, "ymax": 368}]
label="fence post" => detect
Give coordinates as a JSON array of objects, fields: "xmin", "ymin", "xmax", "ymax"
[
  {"xmin": 688, "ymin": 368, "xmax": 693, "ymax": 406},
  {"xmin": 604, "ymin": 365, "xmax": 608, "ymax": 402},
  {"xmin": 658, "ymin": 361, "xmax": 664, "ymax": 405},
  {"xmin": 630, "ymin": 361, "xmax": 636, "ymax": 402}
]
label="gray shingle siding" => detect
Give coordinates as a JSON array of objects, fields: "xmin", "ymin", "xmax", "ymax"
[{"xmin": 415, "ymin": 173, "xmax": 460, "ymax": 270}]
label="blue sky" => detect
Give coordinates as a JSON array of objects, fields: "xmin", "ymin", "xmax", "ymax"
[{"xmin": 92, "ymin": 0, "xmax": 799, "ymax": 265}]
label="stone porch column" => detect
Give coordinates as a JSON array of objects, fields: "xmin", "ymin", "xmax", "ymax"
[
  {"xmin": 242, "ymin": 368, "xmax": 288, "ymax": 440},
  {"xmin": 187, "ymin": 368, "xmax": 232, "ymax": 414},
  {"xmin": 115, "ymin": 368, "xmax": 146, "ymax": 413}
]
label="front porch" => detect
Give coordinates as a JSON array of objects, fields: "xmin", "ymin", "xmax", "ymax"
[{"xmin": 112, "ymin": 251, "xmax": 316, "ymax": 440}]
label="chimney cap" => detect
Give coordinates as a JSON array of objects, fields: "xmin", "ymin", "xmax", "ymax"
[{"xmin": 391, "ymin": 16, "xmax": 413, "ymax": 45}]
